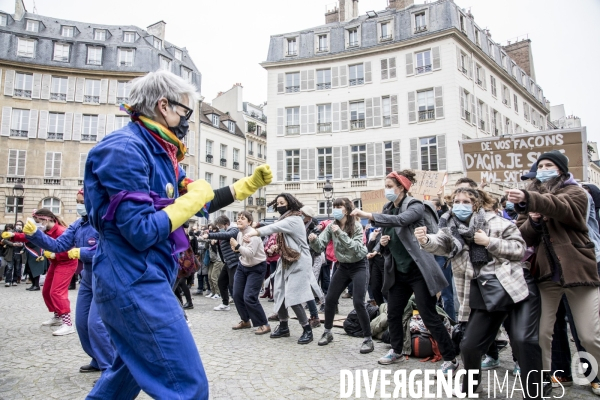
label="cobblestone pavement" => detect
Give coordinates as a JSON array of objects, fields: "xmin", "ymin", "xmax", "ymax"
[{"xmin": 0, "ymin": 282, "xmax": 597, "ymax": 399}]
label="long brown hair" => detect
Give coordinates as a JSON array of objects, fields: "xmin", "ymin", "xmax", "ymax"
[
  {"xmin": 332, "ymin": 197, "xmax": 357, "ymax": 237},
  {"xmin": 34, "ymin": 208, "xmax": 67, "ymax": 227}
]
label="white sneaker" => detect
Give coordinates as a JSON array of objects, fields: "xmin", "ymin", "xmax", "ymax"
[
  {"xmin": 52, "ymin": 324, "xmax": 75, "ymax": 336},
  {"xmin": 204, "ymin": 292, "xmax": 213, "ymax": 298},
  {"xmin": 213, "ymin": 304, "xmax": 230, "ymax": 311},
  {"xmin": 212, "ymin": 294, "xmax": 221, "ymax": 300},
  {"xmin": 42, "ymin": 317, "xmax": 62, "ymax": 326}
]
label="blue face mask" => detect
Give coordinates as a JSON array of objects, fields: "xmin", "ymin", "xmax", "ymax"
[
  {"xmin": 332, "ymin": 208, "xmax": 344, "ymax": 221},
  {"xmin": 385, "ymin": 188, "xmax": 399, "ymax": 203},
  {"xmin": 453, "ymin": 204, "xmax": 473, "ymax": 221},
  {"xmin": 505, "ymin": 202, "xmax": 515, "ymax": 211},
  {"xmin": 536, "ymin": 170, "xmax": 559, "ymax": 182}
]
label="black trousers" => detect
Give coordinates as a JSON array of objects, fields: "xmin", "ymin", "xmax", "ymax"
[
  {"xmin": 461, "ymin": 272, "xmax": 542, "ymax": 399},
  {"xmin": 388, "ymin": 267, "xmax": 456, "ymax": 361},
  {"xmin": 233, "ymin": 262, "xmax": 268, "ymax": 326},
  {"xmin": 174, "ymin": 277, "xmax": 192, "ymax": 304},
  {"xmin": 369, "ymin": 256, "xmax": 385, "ymax": 306},
  {"xmin": 319, "ymin": 259, "xmax": 331, "ymax": 294},
  {"xmin": 218, "ymin": 265, "xmax": 237, "ymax": 306}
]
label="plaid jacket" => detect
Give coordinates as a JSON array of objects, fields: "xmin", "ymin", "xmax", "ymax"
[{"xmin": 422, "ymin": 211, "xmax": 529, "ymax": 322}]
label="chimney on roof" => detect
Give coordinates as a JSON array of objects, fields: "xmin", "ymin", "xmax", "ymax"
[
  {"xmin": 502, "ymin": 39, "xmax": 536, "ymax": 81},
  {"xmin": 14, "ymin": 0, "xmax": 26, "ymax": 21},
  {"xmin": 325, "ymin": 3, "xmax": 340, "ymax": 24},
  {"xmin": 326, "ymin": 0, "xmax": 358, "ymax": 23},
  {"xmin": 147, "ymin": 21, "xmax": 166, "ymax": 41},
  {"xmin": 387, "ymin": 0, "xmax": 414, "ymax": 10}
]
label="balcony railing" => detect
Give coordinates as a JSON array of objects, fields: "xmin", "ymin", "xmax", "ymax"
[
  {"xmin": 54, "ymin": 56, "xmax": 69, "ymax": 62},
  {"xmin": 348, "ymin": 41, "xmax": 359, "ymax": 48},
  {"xmin": 414, "ymin": 25, "xmax": 427, "ymax": 33},
  {"xmin": 349, "ymin": 78, "xmax": 364, "ymax": 86},
  {"xmin": 220, "ymin": 158, "xmax": 227, "ymax": 167},
  {"xmin": 117, "ymin": 96, "xmax": 128, "ymax": 103},
  {"xmin": 84, "ymin": 95, "xmax": 100, "ymax": 103},
  {"xmin": 284, "ymin": 183, "xmax": 300, "ymax": 191},
  {"xmin": 120, "ymin": 61, "xmax": 133, "ymax": 67},
  {"xmin": 383, "ymin": 116, "xmax": 391, "ymax": 127},
  {"xmin": 351, "ymin": 180, "xmax": 368, "ymax": 187},
  {"xmin": 44, "ymin": 178, "xmax": 61, "ymax": 185},
  {"xmin": 287, "ymin": 51, "xmax": 297, "ymax": 56},
  {"xmin": 248, "ymin": 150, "xmax": 254, "ymax": 156},
  {"xmin": 317, "ymin": 47, "xmax": 328, "ymax": 52},
  {"xmin": 461, "ymin": 67, "xmax": 467, "ymax": 74},
  {"xmin": 82, "ymin": 134, "xmax": 97, "ymax": 142},
  {"xmin": 206, "ymin": 154, "xmax": 213, "ymax": 163},
  {"xmin": 14, "ymin": 89, "xmax": 32, "ymax": 98},
  {"xmin": 17, "ymin": 51, "xmax": 34, "ymax": 57},
  {"xmin": 50, "ymin": 93, "xmax": 66, "ymax": 101},
  {"xmin": 464, "ymin": 111, "xmax": 471, "ymax": 121},
  {"xmin": 247, "ymin": 197, "xmax": 254, "ymax": 206},
  {"xmin": 10, "ymin": 130, "xmax": 28, "ymax": 138},
  {"xmin": 233, "ymin": 161, "xmax": 239, "ymax": 170},
  {"xmin": 285, "ymin": 86, "xmax": 300, "ymax": 93},
  {"xmin": 503, "ymin": 99, "xmax": 509, "ymax": 106},
  {"xmin": 419, "ymin": 110, "xmax": 435, "ymax": 121},
  {"xmin": 479, "ymin": 120, "xmax": 485, "ymax": 130},
  {"xmin": 317, "ymin": 83, "xmax": 331, "ymax": 90},
  {"xmin": 350, "ymin": 119, "xmax": 365, "ymax": 130},
  {"xmin": 257, "ymin": 153, "xmax": 263, "ymax": 159},
  {"xmin": 318, "ymin": 123, "xmax": 331, "ymax": 133},
  {"xmin": 87, "ymin": 60, "xmax": 102, "ymax": 65},
  {"xmin": 286, "ymin": 125, "xmax": 300, "ymax": 135},
  {"xmin": 256, "ymin": 198, "xmax": 266, "ymax": 206},
  {"xmin": 416, "ymin": 65, "xmax": 432, "ymax": 74},
  {"xmin": 380, "ymin": 34, "xmax": 392, "ymax": 41},
  {"xmin": 6, "ymin": 177, "xmax": 25, "ymax": 184},
  {"xmin": 476, "ymin": 79, "xmax": 482, "ymax": 86},
  {"xmin": 48, "ymin": 132, "xmax": 64, "ymax": 140}
]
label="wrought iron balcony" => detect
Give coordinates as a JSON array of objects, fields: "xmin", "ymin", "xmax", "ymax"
[
  {"xmin": 383, "ymin": 116, "xmax": 391, "ymax": 127},
  {"xmin": 414, "ymin": 25, "xmax": 428, "ymax": 33},
  {"xmin": 205, "ymin": 154, "xmax": 213, "ymax": 163},
  {"xmin": 233, "ymin": 161, "xmax": 239, "ymax": 170},
  {"xmin": 350, "ymin": 120, "xmax": 365, "ymax": 130},
  {"xmin": 317, "ymin": 83, "xmax": 331, "ymax": 90},
  {"xmin": 349, "ymin": 78, "xmax": 364, "ymax": 86},
  {"xmin": 416, "ymin": 65, "xmax": 432, "ymax": 74},
  {"xmin": 50, "ymin": 93, "xmax": 66, "ymax": 101},
  {"xmin": 14, "ymin": 89, "xmax": 32, "ymax": 98},
  {"xmin": 82, "ymin": 134, "xmax": 97, "ymax": 142},
  {"xmin": 318, "ymin": 123, "xmax": 331, "ymax": 133},
  {"xmin": 10, "ymin": 130, "xmax": 28, "ymax": 138},
  {"xmin": 84, "ymin": 95, "xmax": 100, "ymax": 103},
  {"xmin": 220, "ymin": 158, "xmax": 227, "ymax": 167},
  {"xmin": 286, "ymin": 125, "xmax": 300, "ymax": 135},
  {"xmin": 419, "ymin": 110, "xmax": 435, "ymax": 121},
  {"xmin": 48, "ymin": 132, "xmax": 64, "ymax": 140},
  {"xmin": 285, "ymin": 86, "xmax": 300, "ymax": 93}
]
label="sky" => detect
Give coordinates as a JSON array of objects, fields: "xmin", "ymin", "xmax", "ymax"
[{"xmin": 1, "ymin": 0, "xmax": 600, "ymax": 141}]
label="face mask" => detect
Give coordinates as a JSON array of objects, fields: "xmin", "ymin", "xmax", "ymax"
[
  {"xmin": 76, "ymin": 203, "xmax": 87, "ymax": 217},
  {"xmin": 536, "ymin": 169, "xmax": 559, "ymax": 182},
  {"xmin": 332, "ymin": 208, "xmax": 344, "ymax": 221},
  {"xmin": 505, "ymin": 202, "xmax": 515, "ymax": 211},
  {"xmin": 169, "ymin": 115, "xmax": 189, "ymax": 141},
  {"xmin": 15, "ymin": 226, "xmax": 23, "ymax": 232},
  {"xmin": 385, "ymin": 188, "xmax": 399, "ymax": 203},
  {"xmin": 35, "ymin": 222, "xmax": 46, "ymax": 232},
  {"xmin": 277, "ymin": 206, "xmax": 288, "ymax": 215},
  {"xmin": 453, "ymin": 204, "xmax": 473, "ymax": 221}
]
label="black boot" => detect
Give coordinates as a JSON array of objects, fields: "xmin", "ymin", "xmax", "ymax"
[
  {"xmin": 270, "ymin": 321, "xmax": 290, "ymax": 338},
  {"xmin": 298, "ymin": 324, "xmax": 313, "ymax": 344}
]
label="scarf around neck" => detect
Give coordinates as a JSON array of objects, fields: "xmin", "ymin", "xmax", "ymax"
[
  {"xmin": 439, "ymin": 208, "xmax": 491, "ymax": 271},
  {"xmin": 276, "ymin": 210, "xmax": 304, "ymax": 268}
]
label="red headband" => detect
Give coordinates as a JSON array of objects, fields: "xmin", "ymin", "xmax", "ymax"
[
  {"xmin": 77, "ymin": 188, "xmax": 84, "ymax": 196},
  {"xmin": 32, "ymin": 212, "xmax": 53, "ymax": 221},
  {"xmin": 387, "ymin": 172, "xmax": 412, "ymax": 191}
]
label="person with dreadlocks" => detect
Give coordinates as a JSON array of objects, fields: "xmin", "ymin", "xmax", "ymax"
[
  {"xmin": 83, "ymin": 70, "xmax": 271, "ymax": 399},
  {"xmin": 416, "ymin": 187, "xmax": 543, "ymax": 398},
  {"xmin": 2, "ymin": 209, "xmax": 78, "ymax": 336},
  {"xmin": 243, "ymin": 193, "xmax": 323, "ymax": 345}
]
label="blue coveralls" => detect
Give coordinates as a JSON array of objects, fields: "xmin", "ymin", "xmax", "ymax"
[
  {"xmin": 28, "ymin": 218, "xmax": 113, "ymax": 370},
  {"xmin": 84, "ymin": 122, "xmax": 209, "ymax": 399}
]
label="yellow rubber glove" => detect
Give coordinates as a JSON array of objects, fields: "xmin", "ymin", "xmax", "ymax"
[
  {"xmin": 36, "ymin": 256, "xmax": 45, "ymax": 262},
  {"xmin": 68, "ymin": 248, "xmax": 81, "ymax": 259},
  {"xmin": 23, "ymin": 219, "xmax": 38, "ymax": 235},
  {"xmin": 163, "ymin": 179, "xmax": 215, "ymax": 232},
  {"xmin": 233, "ymin": 164, "xmax": 273, "ymax": 201},
  {"xmin": 44, "ymin": 251, "xmax": 55, "ymax": 259},
  {"xmin": 1, "ymin": 232, "xmax": 14, "ymax": 239}
]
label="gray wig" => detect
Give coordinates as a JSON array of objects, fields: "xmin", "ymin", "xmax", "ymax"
[{"xmin": 128, "ymin": 70, "xmax": 199, "ymax": 118}]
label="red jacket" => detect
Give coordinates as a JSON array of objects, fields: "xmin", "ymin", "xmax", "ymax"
[
  {"xmin": 264, "ymin": 233, "xmax": 280, "ymax": 263},
  {"xmin": 318, "ymin": 220, "xmax": 338, "ymax": 263},
  {"xmin": 13, "ymin": 224, "xmax": 78, "ymax": 269}
]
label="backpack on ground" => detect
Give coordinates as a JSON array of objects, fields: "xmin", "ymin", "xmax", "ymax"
[
  {"xmin": 343, "ymin": 303, "xmax": 380, "ymax": 337},
  {"xmin": 400, "ymin": 196, "xmax": 439, "ymax": 234}
]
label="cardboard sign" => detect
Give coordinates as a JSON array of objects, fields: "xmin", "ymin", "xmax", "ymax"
[
  {"xmin": 460, "ymin": 128, "xmax": 588, "ymax": 183},
  {"xmin": 360, "ymin": 189, "xmax": 386, "ymax": 213},
  {"xmin": 411, "ymin": 170, "xmax": 448, "ymax": 200}
]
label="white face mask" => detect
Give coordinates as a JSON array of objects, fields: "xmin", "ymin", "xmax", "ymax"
[
  {"xmin": 35, "ymin": 222, "xmax": 46, "ymax": 232},
  {"xmin": 76, "ymin": 203, "xmax": 87, "ymax": 217}
]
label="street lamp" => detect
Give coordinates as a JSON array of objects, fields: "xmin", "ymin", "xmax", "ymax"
[
  {"xmin": 323, "ymin": 180, "xmax": 334, "ymax": 219},
  {"xmin": 12, "ymin": 184, "xmax": 25, "ymax": 227}
]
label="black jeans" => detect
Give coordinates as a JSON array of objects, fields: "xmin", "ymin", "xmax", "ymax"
[
  {"xmin": 388, "ymin": 267, "xmax": 455, "ymax": 361},
  {"xmin": 369, "ymin": 255, "xmax": 385, "ymax": 306},
  {"xmin": 218, "ymin": 265, "xmax": 237, "ymax": 306},
  {"xmin": 461, "ymin": 272, "xmax": 542, "ymax": 399},
  {"xmin": 174, "ymin": 277, "xmax": 192, "ymax": 304},
  {"xmin": 319, "ymin": 260, "xmax": 331, "ymax": 295},
  {"xmin": 233, "ymin": 261, "xmax": 268, "ymax": 327},
  {"xmin": 324, "ymin": 258, "xmax": 371, "ymax": 336}
]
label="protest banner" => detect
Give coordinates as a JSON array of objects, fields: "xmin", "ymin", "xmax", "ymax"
[
  {"xmin": 412, "ymin": 170, "xmax": 448, "ymax": 200},
  {"xmin": 360, "ymin": 189, "xmax": 386, "ymax": 213}
]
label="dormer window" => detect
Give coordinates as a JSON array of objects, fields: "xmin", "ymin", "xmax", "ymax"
[
  {"xmin": 211, "ymin": 114, "xmax": 220, "ymax": 127},
  {"xmin": 181, "ymin": 67, "xmax": 192, "ymax": 83},
  {"xmin": 380, "ymin": 22, "xmax": 391, "ymax": 41},
  {"xmin": 287, "ymin": 38, "xmax": 297, "ymax": 56},
  {"xmin": 153, "ymin": 37, "xmax": 162, "ymax": 50},
  {"xmin": 94, "ymin": 29, "xmax": 106, "ymax": 41},
  {"xmin": 174, "ymin": 49, "xmax": 182, "ymax": 61},
  {"xmin": 317, "ymin": 35, "xmax": 328, "ymax": 52},
  {"xmin": 61, "ymin": 26, "xmax": 74, "ymax": 37},
  {"xmin": 123, "ymin": 31, "xmax": 135, "ymax": 43},
  {"xmin": 159, "ymin": 55, "xmax": 171, "ymax": 71},
  {"xmin": 228, "ymin": 121, "xmax": 235, "ymax": 133},
  {"xmin": 26, "ymin": 20, "xmax": 39, "ymax": 32},
  {"xmin": 348, "ymin": 28, "xmax": 359, "ymax": 47},
  {"xmin": 0, "ymin": 14, "xmax": 7, "ymax": 27}
]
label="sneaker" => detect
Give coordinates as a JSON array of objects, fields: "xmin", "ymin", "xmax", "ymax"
[
  {"xmin": 318, "ymin": 331, "xmax": 333, "ymax": 346},
  {"xmin": 481, "ymin": 355, "xmax": 500, "ymax": 370},
  {"xmin": 440, "ymin": 360, "xmax": 460, "ymax": 377},
  {"xmin": 591, "ymin": 382, "xmax": 600, "ymax": 396},
  {"xmin": 378, "ymin": 350, "xmax": 404, "ymax": 365},
  {"xmin": 309, "ymin": 316, "xmax": 321, "ymax": 328},
  {"xmin": 52, "ymin": 324, "xmax": 75, "ymax": 336},
  {"xmin": 213, "ymin": 304, "xmax": 230, "ymax": 311},
  {"xmin": 4, "ymin": 282, "xmax": 10, "ymax": 287},
  {"xmin": 211, "ymin": 294, "xmax": 221, "ymax": 300},
  {"xmin": 42, "ymin": 317, "xmax": 62, "ymax": 326},
  {"xmin": 12, "ymin": 282, "xmax": 18, "ymax": 286},
  {"xmin": 204, "ymin": 292, "xmax": 213, "ymax": 298},
  {"xmin": 319, "ymin": 303, "xmax": 325, "ymax": 313},
  {"xmin": 551, "ymin": 375, "xmax": 573, "ymax": 388},
  {"xmin": 512, "ymin": 362, "xmax": 521, "ymax": 376},
  {"xmin": 360, "ymin": 339, "xmax": 374, "ymax": 354}
]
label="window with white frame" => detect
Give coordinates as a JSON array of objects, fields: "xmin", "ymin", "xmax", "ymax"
[
  {"xmin": 174, "ymin": 49, "xmax": 183, "ymax": 61},
  {"xmin": 53, "ymin": 43, "xmax": 70, "ymax": 62},
  {"xmin": 84, "ymin": 79, "xmax": 101, "ymax": 103},
  {"xmin": 317, "ymin": 201, "xmax": 327, "ymax": 215},
  {"xmin": 14, "ymin": 72, "xmax": 33, "ymax": 98},
  {"xmin": 287, "ymin": 38, "xmax": 297, "ymax": 56},
  {"xmin": 94, "ymin": 29, "xmax": 106, "ymax": 41},
  {"xmin": 317, "ymin": 104, "xmax": 332, "ymax": 133},
  {"xmin": 233, "ymin": 148, "xmax": 239, "ymax": 164},
  {"xmin": 417, "ymin": 89, "xmax": 435, "ymax": 121},
  {"xmin": 349, "ymin": 64, "xmax": 364, "ymax": 86},
  {"xmin": 316, "ymin": 69, "xmax": 331, "ymax": 90},
  {"xmin": 219, "ymin": 175, "xmax": 226, "ymax": 188},
  {"xmin": 153, "ymin": 37, "xmax": 162, "ymax": 50},
  {"xmin": 348, "ymin": 28, "xmax": 359, "ymax": 47},
  {"xmin": 351, "ymin": 145, "xmax": 367, "ymax": 178},
  {"xmin": 420, "ymin": 136, "xmax": 438, "ymax": 171},
  {"xmin": 513, "ymin": 94, "xmax": 519, "ymax": 113},
  {"xmin": 181, "ymin": 67, "xmax": 192, "ymax": 83},
  {"xmin": 0, "ymin": 14, "xmax": 7, "ymax": 26},
  {"xmin": 8, "ymin": 150, "xmax": 26, "ymax": 176},
  {"xmin": 415, "ymin": 50, "xmax": 432, "ymax": 74},
  {"xmin": 123, "ymin": 31, "xmax": 135, "ymax": 43},
  {"xmin": 490, "ymin": 75, "xmax": 497, "ymax": 97},
  {"xmin": 87, "ymin": 46, "xmax": 103, "ymax": 65},
  {"xmin": 61, "ymin": 26, "xmax": 74, "ymax": 37},
  {"xmin": 459, "ymin": 51, "xmax": 468, "ymax": 74},
  {"xmin": 220, "ymin": 144, "xmax": 227, "ymax": 161},
  {"xmin": 350, "ymin": 101, "xmax": 365, "ymax": 130},
  {"xmin": 382, "ymin": 96, "xmax": 391, "ymax": 127},
  {"xmin": 489, "ymin": 41, "xmax": 496, "ymax": 59},
  {"xmin": 381, "ymin": 22, "xmax": 392, "ymax": 40},
  {"xmin": 501, "ymin": 53, "xmax": 507, "ymax": 70},
  {"xmin": 286, "ymin": 107, "xmax": 300, "ymax": 135},
  {"xmin": 285, "ymin": 72, "xmax": 300, "ymax": 93},
  {"xmin": 502, "ymin": 85, "xmax": 510, "ymax": 107},
  {"xmin": 415, "ymin": 13, "xmax": 427, "ymax": 32},
  {"xmin": 45, "ymin": 152, "xmax": 62, "ymax": 177},
  {"xmin": 115, "ymin": 116, "xmax": 129, "ymax": 130},
  {"xmin": 26, "ymin": 20, "xmax": 39, "ymax": 32},
  {"xmin": 228, "ymin": 121, "xmax": 235, "ymax": 133},
  {"xmin": 477, "ymin": 100, "xmax": 485, "ymax": 131},
  {"xmin": 459, "ymin": 14, "xmax": 465, "ymax": 31},
  {"xmin": 211, "ymin": 114, "xmax": 219, "ymax": 127},
  {"xmin": 48, "ymin": 112, "xmax": 65, "ymax": 140},
  {"xmin": 10, "ymin": 109, "xmax": 29, "ymax": 137},
  {"xmin": 317, "ymin": 147, "xmax": 332, "ymax": 180},
  {"xmin": 475, "ymin": 29, "xmax": 481, "ymax": 47},
  {"xmin": 286, "ymin": 150, "xmax": 300, "ymax": 181},
  {"xmin": 118, "ymin": 48, "xmax": 135, "ymax": 66},
  {"xmin": 17, "ymin": 37, "xmax": 35, "ymax": 58},
  {"xmin": 384, "ymin": 142, "xmax": 393, "ymax": 174},
  {"xmin": 82, "ymin": 115, "xmax": 99, "ymax": 142},
  {"xmin": 159, "ymin": 56, "xmax": 171, "ymax": 71},
  {"xmin": 475, "ymin": 64, "xmax": 484, "ymax": 86},
  {"xmin": 248, "ymin": 163, "xmax": 254, "ymax": 175},
  {"xmin": 42, "ymin": 198, "xmax": 61, "ymax": 214},
  {"xmin": 492, "ymin": 109, "xmax": 500, "ymax": 135},
  {"xmin": 258, "ymin": 144, "xmax": 263, "ymax": 158},
  {"xmin": 5, "ymin": 197, "xmax": 24, "ymax": 214},
  {"xmin": 317, "ymin": 34, "xmax": 328, "ymax": 52},
  {"xmin": 117, "ymin": 81, "xmax": 130, "ymax": 103},
  {"xmin": 205, "ymin": 172, "xmax": 213, "ymax": 184}
]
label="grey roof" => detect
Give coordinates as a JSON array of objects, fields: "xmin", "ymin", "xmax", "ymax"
[
  {"xmin": 200, "ymin": 103, "xmax": 246, "ymax": 139},
  {"xmin": 0, "ymin": 10, "xmax": 201, "ymax": 89}
]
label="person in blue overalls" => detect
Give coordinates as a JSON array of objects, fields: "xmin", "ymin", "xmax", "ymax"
[
  {"xmin": 84, "ymin": 70, "xmax": 272, "ymax": 400},
  {"xmin": 20, "ymin": 188, "xmax": 113, "ymax": 374}
]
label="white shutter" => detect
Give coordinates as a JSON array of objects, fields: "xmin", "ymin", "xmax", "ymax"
[
  {"xmin": 31, "ymin": 73, "xmax": 42, "ymax": 99},
  {"xmin": 277, "ymin": 73, "xmax": 284, "ymax": 94},
  {"xmin": 434, "ymin": 86, "xmax": 444, "ymax": 119},
  {"xmin": 277, "ymin": 108, "xmax": 284, "ymax": 136},
  {"xmin": 300, "ymin": 70, "xmax": 308, "ymax": 91},
  {"xmin": 308, "ymin": 105, "xmax": 316, "ymax": 134},
  {"xmin": 300, "ymin": 105, "xmax": 308, "ymax": 134},
  {"xmin": 389, "ymin": 57, "xmax": 397, "ymax": 79},
  {"xmin": 106, "ymin": 114, "xmax": 115, "ymax": 134},
  {"xmin": 79, "ymin": 153, "xmax": 87, "ymax": 178},
  {"xmin": 17, "ymin": 151, "xmax": 26, "ymax": 176},
  {"xmin": 308, "ymin": 148, "xmax": 316, "ymax": 181},
  {"xmin": 1, "ymin": 106, "xmax": 11, "ymax": 136},
  {"xmin": 332, "ymin": 66, "xmax": 339, "ymax": 88},
  {"xmin": 468, "ymin": 56, "xmax": 473, "ymax": 79},
  {"xmin": 393, "ymin": 140, "xmax": 401, "ymax": 172},
  {"xmin": 99, "ymin": 79, "xmax": 109, "ymax": 103},
  {"xmin": 187, "ymin": 130, "xmax": 194, "ymax": 155},
  {"xmin": 54, "ymin": 152, "xmax": 62, "ymax": 177},
  {"xmin": 375, "ymin": 142, "xmax": 384, "ymax": 176},
  {"xmin": 405, "ymin": 53, "xmax": 414, "ymax": 76},
  {"xmin": 365, "ymin": 98, "xmax": 373, "ymax": 128},
  {"xmin": 72, "ymin": 113, "xmax": 82, "ymax": 140},
  {"xmin": 367, "ymin": 142, "xmax": 375, "ymax": 178},
  {"xmin": 432, "ymin": 46, "xmax": 441, "ymax": 70},
  {"xmin": 64, "ymin": 112, "xmax": 73, "ymax": 140},
  {"xmin": 38, "ymin": 110, "xmax": 48, "ymax": 139},
  {"xmin": 373, "ymin": 97, "xmax": 381, "ymax": 127},
  {"xmin": 28, "ymin": 109, "xmax": 38, "ymax": 138},
  {"xmin": 67, "ymin": 76, "xmax": 76, "ymax": 102},
  {"xmin": 456, "ymin": 46, "xmax": 462, "ymax": 71},
  {"xmin": 482, "ymin": 68, "xmax": 487, "ymax": 90},
  {"xmin": 8, "ymin": 150, "xmax": 17, "ymax": 175},
  {"xmin": 276, "ymin": 150, "xmax": 284, "ymax": 182},
  {"xmin": 341, "ymin": 146, "xmax": 349, "ymax": 179},
  {"xmin": 390, "ymin": 95, "xmax": 398, "ymax": 125},
  {"xmin": 408, "ymin": 92, "xmax": 416, "ymax": 123},
  {"xmin": 44, "ymin": 152, "xmax": 52, "ymax": 177},
  {"xmin": 40, "ymin": 74, "xmax": 51, "ymax": 100},
  {"xmin": 97, "ymin": 114, "xmax": 106, "ymax": 141},
  {"xmin": 332, "ymin": 103, "xmax": 340, "ymax": 132},
  {"xmin": 485, "ymin": 104, "xmax": 490, "ymax": 133},
  {"xmin": 75, "ymin": 78, "xmax": 85, "ymax": 102},
  {"xmin": 381, "ymin": 59, "xmax": 388, "ymax": 80},
  {"xmin": 300, "ymin": 149, "xmax": 308, "ymax": 181},
  {"xmin": 339, "ymin": 65, "xmax": 347, "ymax": 87},
  {"xmin": 410, "ymin": 138, "xmax": 419, "ymax": 169},
  {"xmin": 4, "ymin": 70, "xmax": 15, "ymax": 96},
  {"xmin": 460, "ymin": 87, "xmax": 465, "ymax": 119},
  {"xmin": 308, "ymin": 69, "xmax": 315, "ymax": 91},
  {"xmin": 108, "ymin": 79, "xmax": 117, "ymax": 104},
  {"xmin": 364, "ymin": 61, "xmax": 372, "ymax": 83},
  {"xmin": 340, "ymin": 102, "xmax": 348, "ymax": 131},
  {"xmin": 470, "ymin": 93, "xmax": 476, "ymax": 124},
  {"xmin": 437, "ymin": 135, "xmax": 447, "ymax": 170},
  {"xmin": 333, "ymin": 146, "xmax": 341, "ymax": 180}
]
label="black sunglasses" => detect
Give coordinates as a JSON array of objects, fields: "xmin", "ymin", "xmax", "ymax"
[{"xmin": 167, "ymin": 99, "xmax": 193, "ymax": 121}]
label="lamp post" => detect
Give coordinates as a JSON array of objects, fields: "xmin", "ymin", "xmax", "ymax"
[
  {"xmin": 12, "ymin": 184, "xmax": 25, "ymax": 227},
  {"xmin": 323, "ymin": 180, "xmax": 334, "ymax": 220}
]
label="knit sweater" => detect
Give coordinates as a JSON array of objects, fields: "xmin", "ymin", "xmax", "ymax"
[
  {"xmin": 236, "ymin": 226, "xmax": 267, "ymax": 267},
  {"xmin": 310, "ymin": 220, "xmax": 367, "ymax": 264}
]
